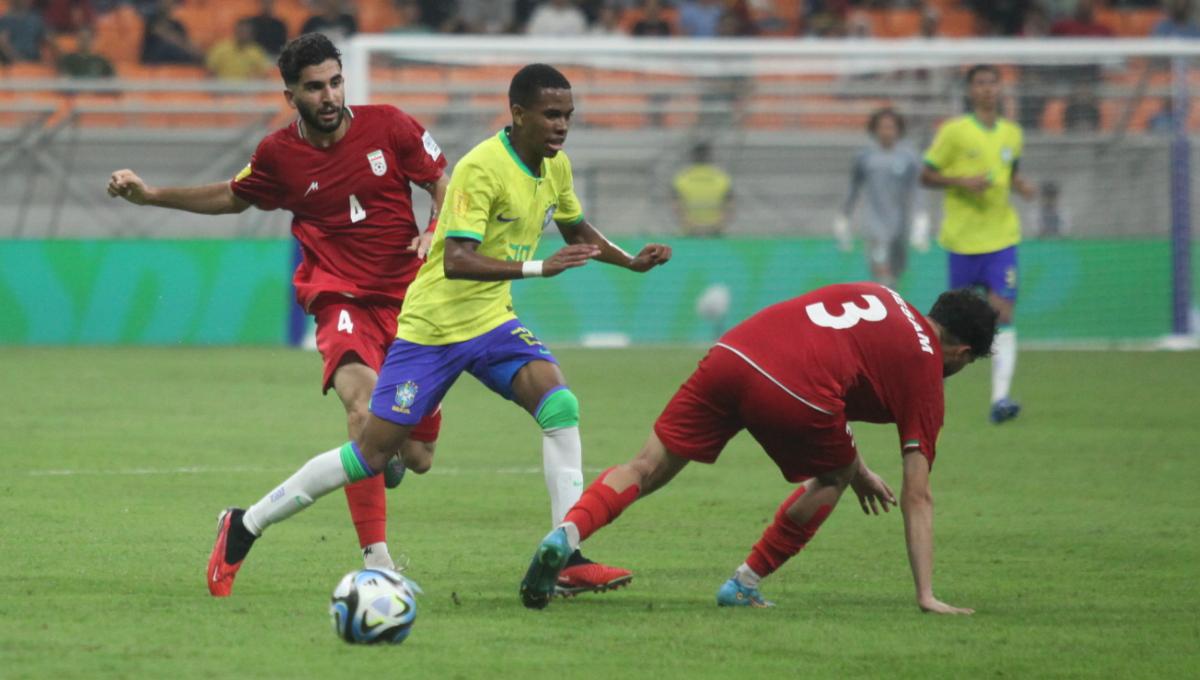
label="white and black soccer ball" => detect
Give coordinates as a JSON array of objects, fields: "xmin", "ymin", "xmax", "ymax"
[{"xmin": 329, "ymin": 568, "xmax": 417, "ymax": 645}]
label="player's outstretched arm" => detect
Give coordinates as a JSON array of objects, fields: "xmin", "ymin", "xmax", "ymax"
[
  {"xmin": 443, "ymin": 237, "xmax": 598, "ymax": 281},
  {"xmin": 920, "ymin": 166, "xmax": 989, "ymax": 194},
  {"xmin": 107, "ymin": 169, "xmax": 250, "ymax": 215},
  {"xmin": 900, "ymin": 449, "xmax": 974, "ymax": 615},
  {"xmin": 559, "ymin": 220, "xmax": 671, "ymax": 273}
]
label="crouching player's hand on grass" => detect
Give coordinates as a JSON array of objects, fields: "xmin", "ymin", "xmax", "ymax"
[{"xmin": 918, "ymin": 597, "xmax": 974, "ymax": 616}]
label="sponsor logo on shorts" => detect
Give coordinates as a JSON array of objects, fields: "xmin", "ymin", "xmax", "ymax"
[
  {"xmin": 368, "ymin": 149, "xmax": 387, "ymax": 176},
  {"xmin": 392, "ymin": 381, "xmax": 418, "ymax": 414}
]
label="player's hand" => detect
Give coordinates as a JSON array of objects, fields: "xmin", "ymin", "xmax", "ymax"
[
  {"xmin": 957, "ymin": 175, "xmax": 991, "ymax": 194},
  {"xmin": 1015, "ymin": 178, "xmax": 1037, "ymax": 201},
  {"xmin": 544, "ymin": 244, "xmax": 600, "ymax": 277},
  {"xmin": 409, "ymin": 231, "xmax": 435, "ymax": 260},
  {"xmin": 918, "ymin": 597, "xmax": 975, "ymax": 615},
  {"xmin": 850, "ymin": 469, "xmax": 896, "ymax": 515},
  {"xmin": 628, "ymin": 243, "xmax": 672, "ymax": 272},
  {"xmin": 107, "ymin": 169, "xmax": 152, "ymax": 205}
]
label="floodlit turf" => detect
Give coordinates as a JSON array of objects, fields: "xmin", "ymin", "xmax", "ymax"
[{"xmin": 1, "ymin": 347, "xmax": 1197, "ymax": 679}]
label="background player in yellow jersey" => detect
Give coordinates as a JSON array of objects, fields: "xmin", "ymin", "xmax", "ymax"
[
  {"xmin": 206, "ymin": 63, "xmax": 673, "ymax": 598},
  {"xmin": 921, "ymin": 65, "xmax": 1036, "ymax": 424}
]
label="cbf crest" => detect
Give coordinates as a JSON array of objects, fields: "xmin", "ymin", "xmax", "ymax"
[
  {"xmin": 367, "ymin": 149, "xmax": 387, "ymax": 176},
  {"xmin": 392, "ymin": 381, "xmax": 418, "ymax": 414}
]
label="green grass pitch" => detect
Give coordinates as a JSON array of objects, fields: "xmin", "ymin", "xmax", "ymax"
[{"xmin": 1, "ymin": 347, "xmax": 1197, "ymax": 678}]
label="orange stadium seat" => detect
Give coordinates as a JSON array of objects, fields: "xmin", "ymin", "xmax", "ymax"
[
  {"xmin": 359, "ymin": 0, "xmax": 402, "ymax": 33},
  {"xmin": 93, "ymin": 5, "xmax": 143, "ymax": 65},
  {"xmin": 1125, "ymin": 10, "xmax": 1163, "ymax": 37},
  {"xmin": 1040, "ymin": 98, "xmax": 1066, "ymax": 134},
  {"xmin": 939, "ymin": 8, "xmax": 978, "ymax": 37},
  {"xmin": 274, "ymin": 0, "xmax": 310, "ymax": 39}
]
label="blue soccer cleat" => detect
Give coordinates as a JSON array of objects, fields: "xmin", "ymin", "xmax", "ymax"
[
  {"xmin": 383, "ymin": 456, "xmax": 406, "ymax": 489},
  {"xmin": 716, "ymin": 578, "xmax": 774, "ymax": 608},
  {"xmin": 990, "ymin": 398, "xmax": 1021, "ymax": 424},
  {"xmin": 519, "ymin": 527, "xmax": 572, "ymax": 610}
]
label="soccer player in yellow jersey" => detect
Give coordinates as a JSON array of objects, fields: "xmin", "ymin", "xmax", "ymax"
[
  {"xmin": 921, "ymin": 65, "xmax": 1036, "ymax": 424},
  {"xmin": 206, "ymin": 63, "xmax": 673, "ymax": 598}
]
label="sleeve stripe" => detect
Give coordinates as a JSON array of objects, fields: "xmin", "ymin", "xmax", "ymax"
[
  {"xmin": 445, "ymin": 230, "xmax": 484, "ymax": 242},
  {"xmin": 555, "ymin": 214, "xmax": 585, "ymax": 227},
  {"xmin": 922, "ymin": 159, "xmax": 939, "ymax": 170}
]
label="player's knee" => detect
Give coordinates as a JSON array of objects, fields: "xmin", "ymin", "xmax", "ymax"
[
  {"xmin": 400, "ymin": 439, "xmax": 435, "ymax": 475},
  {"xmin": 535, "ymin": 387, "xmax": 579, "ymax": 430}
]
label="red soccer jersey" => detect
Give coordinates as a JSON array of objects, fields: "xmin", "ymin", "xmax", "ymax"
[
  {"xmin": 718, "ymin": 282, "xmax": 945, "ymax": 466},
  {"xmin": 230, "ymin": 104, "xmax": 447, "ymax": 307}
]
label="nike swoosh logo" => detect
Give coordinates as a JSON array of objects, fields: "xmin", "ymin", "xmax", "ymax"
[{"xmin": 497, "ymin": 214, "xmax": 518, "ymax": 222}]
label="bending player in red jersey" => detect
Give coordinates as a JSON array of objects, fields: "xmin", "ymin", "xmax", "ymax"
[
  {"xmin": 107, "ymin": 33, "xmax": 447, "ymax": 578},
  {"xmin": 521, "ymin": 284, "xmax": 997, "ymax": 614}
]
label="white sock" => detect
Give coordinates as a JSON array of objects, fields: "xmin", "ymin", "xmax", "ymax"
[
  {"xmin": 243, "ymin": 447, "xmax": 352, "ymax": 536},
  {"xmin": 991, "ymin": 327, "xmax": 1017, "ymax": 403},
  {"xmin": 561, "ymin": 521, "xmax": 581, "ymax": 552},
  {"xmin": 734, "ymin": 563, "xmax": 762, "ymax": 588},
  {"xmin": 542, "ymin": 426, "xmax": 584, "ymax": 527},
  {"xmin": 362, "ymin": 542, "xmax": 395, "ymax": 570}
]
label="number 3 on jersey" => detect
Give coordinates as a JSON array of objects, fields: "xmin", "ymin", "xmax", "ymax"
[
  {"xmin": 337, "ymin": 309, "xmax": 354, "ymax": 334},
  {"xmin": 349, "ymin": 194, "xmax": 366, "ymax": 223},
  {"xmin": 806, "ymin": 294, "xmax": 887, "ymax": 329}
]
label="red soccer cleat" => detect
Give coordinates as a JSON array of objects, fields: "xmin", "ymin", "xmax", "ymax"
[
  {"xmin": 206, "ymin": 508, "xmax": 247, "ymax": 597},
  {"xmin": 555, "ymin": 559, "xmax": 633, "ymax": 598}
]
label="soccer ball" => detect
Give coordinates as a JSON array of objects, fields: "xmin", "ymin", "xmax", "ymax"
[{"xmin": 329, "ymin": 568, "xmax": 418, "ymax": 645}]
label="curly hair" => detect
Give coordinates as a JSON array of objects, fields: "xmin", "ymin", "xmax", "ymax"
[
  {"xmin": 927, "ymin": 289, "xmax": 998, "ymax": 358},
  {"xmin": 278, "ymin": 33, "xmax": 341, "ymax": 86},
  {"xmin": 867, "ymin": 107, "xmax": 905, "ymax": 136},
  {"xmin": 508, "ymin": 63, "xmax": 571, "ymax": 108}
]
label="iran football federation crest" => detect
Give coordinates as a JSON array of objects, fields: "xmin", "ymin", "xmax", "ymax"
[
  {"xmin": 367, "ymin": 149, "xmax": 387, "ymax": 176},
  {"xmin": 392, "ymin": 381, "xmax": 418, "ymax": 414}
]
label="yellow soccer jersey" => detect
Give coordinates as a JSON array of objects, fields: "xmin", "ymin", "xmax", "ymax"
[
  {"xmin": 397, "ymin": 129, "xmax": 584, "ymax": 345},
  {"xmin": 673, "ymin": 163, "xmax": 731, "ymax": 231},
  {"xmin": 924, "ymin": 114, "xmax": 1024, "ymax": 255}
]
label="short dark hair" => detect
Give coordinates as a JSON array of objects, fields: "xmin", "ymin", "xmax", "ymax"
[
  {"xmin": 508, "ymin": 63, "xmax": 571, "ymax": 108},
  {"xmin": 927, "ymin": 289, "xmax": 998, "ymax": 358},
  {"xmin": 965, "ymin": 63, "xmax": 1000, "ymax": 84},
  {"xmin": 278, "ymin": 33, "xmax": 341, "ymax": 86},
  {"xmin": 867, "ymin": 107, "xmax": 905, "ymax": 136}
]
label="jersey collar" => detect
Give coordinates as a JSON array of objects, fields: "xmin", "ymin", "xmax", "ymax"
[
  {"xmin": 968, "ymin": 113, "xmax": 998, "ymax": 132},
  {"xmin": 499, "ymin": 128, "xmax": 540, "ymax": 178}
]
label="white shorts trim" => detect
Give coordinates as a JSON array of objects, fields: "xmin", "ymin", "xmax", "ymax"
[{"xmin": 712, "ymin": 342, "xmax": 833, "ymax": 415}]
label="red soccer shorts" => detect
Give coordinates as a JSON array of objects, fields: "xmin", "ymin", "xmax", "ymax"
[
  {"xmin": 311, "ymin": 295, "xmax": 441, "ymax": 442},
  {"xmin": 654, "ymin": 345, "xmax": 857, "ymax": 482}
]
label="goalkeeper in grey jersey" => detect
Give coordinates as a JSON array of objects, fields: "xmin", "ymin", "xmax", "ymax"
[{"xmin": 835, "ymin": 108, "xmax": 929, "ymax": 288}]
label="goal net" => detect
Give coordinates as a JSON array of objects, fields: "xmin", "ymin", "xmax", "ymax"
[{"xmin": 346, "ymin": 36, "xmax": 1199, "ymax": 345}]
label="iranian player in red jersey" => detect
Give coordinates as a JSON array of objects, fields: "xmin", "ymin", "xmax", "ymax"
[
  {"xmin": 107, "ymin": 33, "xmax": 447, "ymax": 581},
  {"xmin": 521, "ymin": 284, "xmax": 997, "ymax": 614}
]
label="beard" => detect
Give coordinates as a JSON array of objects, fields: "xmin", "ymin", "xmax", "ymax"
[{"xmin": 297, "ymin": 101, "xmax": 344, "ymax": 134}]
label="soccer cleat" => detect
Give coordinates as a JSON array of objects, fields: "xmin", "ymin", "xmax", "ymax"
[
  {"xmin": 383, "ymin": 456, "xmax": 406, "ymax": 489},
  {"xmin": 716, "ymin": 578, "xmax": 775, "ymax": 608},
  {"xmin": 206, "ymin": 508, "xmax": 249, "ymax": 598},
  {"xmin": 519, "ymin": 527, "xmax": 572, "ymax": 610},
  {"xmin": 989, "ymin": 398, "xmax": 1021, "ymax": 424},
  {"xmin": 555, "ymin": 558, "xmax": 633, "ymax": 597}
]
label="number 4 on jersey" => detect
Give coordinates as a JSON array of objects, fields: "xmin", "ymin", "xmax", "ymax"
[
  {"xmin": 806, "ymin": 294, "xmax": 887, "ymax": 329},
  {"xmin": 338, "ymin": 310, "xmax": 354, "ymax": 334},
  {"xmin": 349, "ymin": 194, "xmax": 366, "ymax": 223}
]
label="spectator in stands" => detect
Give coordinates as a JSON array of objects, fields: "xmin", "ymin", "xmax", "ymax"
[
  {"xmin": 526, "ymin": 0, "xmax": 587, "ymax": 36},
  {"xmin": 141, "ymin": 0, "xmax": 202, "ymax": 64},
  {"xmin": 0, "ymin": 0, "xmax": 50, "ymax": 64},
  {"xmin": 246, "ymin": 0, "xmax": 288, "ymax": 56},
  {"xmin": 57, "ymin": 25, "xmax": 111, "ymax": 77},
  {"xmin": 920, "ymin": 7, "xmax": 939, "ymax": 38},
  {"xmin": 589, "ymin": 4, "xmax": 624, "ymax": 35},
  {"xmin": 632, "ymin": 0, "xmax": 674, "ymax": 36},
  {"xmin": 207, "ymin": 18, "xmax": 273, "ymax": 80},
  {"xmin": 415, "ymin": 0, "xmax": 458, "ymax": 32},
  {"xmin": 1153, "ymin": 0, "xmax": 1200, "ymax": 37},
  {"xmin": 678, "ymin": 0, "xmax": 724, "ymax": 37},
  {"xmin": 970, "ymin": 0, "xmax": 1031, "ymax": 36},
  {"xmin": 388, "ymin": 0, "xmax": 434, "ymax": 34},
  {"xmin": 39, "ymin": 0, "xmax": 95, "ymax": 35},
  {"xmin": 1049, "ymin": 0, "xmax": 1113, "ymax": 37},
  {"xmin": 1037, "ymin": 181, "xmax": 1068, "ymax": 238},
  {"xmin": 673, "ymin": 142, "xmax": 734, "ymax": 237},
  {"xmin": 457, "ymin": 0, "xmax": 516, "ymax": 34},
  {"xmin": 301, "ymin": 0, "xmax": 357, "ymax": 43},
  {"xmin": 1063, "ymin": 83, "xmax": 1101, "ymax": 132}
]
